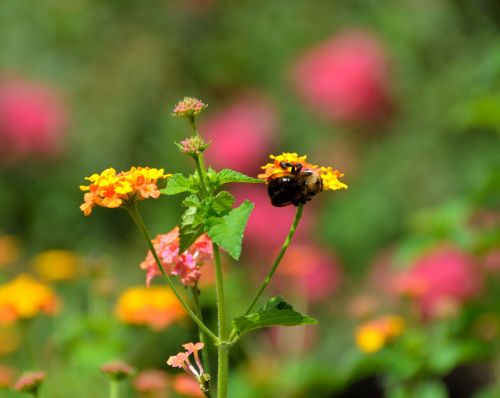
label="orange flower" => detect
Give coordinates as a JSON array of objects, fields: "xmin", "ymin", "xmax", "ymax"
[
  {"xmin": 258, "ymin": 152, "xmax": 347, "ymax": 191},
  {"xmin": 32, "ymin": 250, "xmax": 80, "ymax": 282},
  {"xmin": 355, "ymin": 314, "xmax": 404, "ymax": 353},
  {"xmin": 116, "ymin": 286, "xmax": 185, "ymax": 330},
  {"xmin": 172, "ymin": 374, "xmax": 204, "ymax": 397},
  {"xmin": 79, "ymin": 167, "xmax": 170, "ymax": 216},
  {"xmin": 0, "ymin": 274, "xmax": 59, "ymax": 324}
]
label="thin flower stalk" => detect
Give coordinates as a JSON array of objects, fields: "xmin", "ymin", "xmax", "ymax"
[
  {"xmin": 228, "ymin": 203, "xmax": 304, "ymax": 343},
  {"xmin": 125, "ymin": 203, "xmax": 218, "ymax": 343}
]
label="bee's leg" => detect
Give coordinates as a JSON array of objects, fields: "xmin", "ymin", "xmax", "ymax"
[{"xmin": 280, "ymin": 161, "xmax": 294, "ymax": 171}]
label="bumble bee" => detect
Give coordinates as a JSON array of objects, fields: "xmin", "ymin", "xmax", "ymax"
[{"xmin": 267, "ymin": 161, "xmax": 323, "ymax": 207}]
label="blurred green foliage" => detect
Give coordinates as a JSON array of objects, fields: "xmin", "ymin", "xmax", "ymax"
[{"xmin": 0, "ymin": 0, "xmax": 499, "ymax": 397}]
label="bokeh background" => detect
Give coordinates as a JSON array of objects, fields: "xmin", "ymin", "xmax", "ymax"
[{"xmin": 0, "ymin": 0, "xmax": 499, "ymax": 397}]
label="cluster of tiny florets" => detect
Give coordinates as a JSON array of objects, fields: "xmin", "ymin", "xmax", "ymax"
[
  {"xmin": 172, "ymin": 97, "xmax": 207, "ymax": 118},
  {"xmin": 79, "ymin": 167, "xmax": 170, "ymax": 216}
]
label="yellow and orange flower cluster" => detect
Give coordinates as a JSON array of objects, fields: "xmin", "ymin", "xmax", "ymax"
[
  {"xmin": 0, "ymin": 274, "xmax": 59, "ymax": 324},
  {"xmin": 80, "ymin": 167, "xmax": 170, "ymax": 216},
  {"xmin": 258, "ymin": 152, "xmax": 348, "ymax": 191},
  {"xmin": 116, "ymin": 286, "xmax": 185, "ymax": 331},
  {"xmin": 355, "ymin": 314, "xmax": 405, "ymax": 354}
]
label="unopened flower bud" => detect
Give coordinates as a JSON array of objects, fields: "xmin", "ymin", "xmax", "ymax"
[
  {"xmin": 172, "ymin": 97, "xmax": 207, "ymax": 118},
  {"xmin": 14, "ymin": 371, "xmax": 46, "ymax": 395},
  {"xmin": 176, "ymin": 135, "xmax": 210, "ymax": 156},
  {"xmin": 100, "ymin": 361, "xmax": 135, "ymax": 380}
]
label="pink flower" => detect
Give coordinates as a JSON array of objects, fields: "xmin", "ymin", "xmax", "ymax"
[
  {"xmin": 172, "ymin": 374, "xmax": 204, "ymax": 398},
  {"xmin": 0, "ymin": 76, "xmax": 67, "ymax": 161},
  {"xmin": 276, "ymin": 243, "xmax": 343, "ymax": 303},
  {"xmin": 201, "ymin": 92, "xmax": 278, "ymax": 173},
  {"xmin": 13, "ymin": 371, "xmax": 45, "ymax": 394},
  {"xmin": 167, "ymin": 342, "xmax": 205, "ymax": 381},
  {"xmin": 172, "ymin": 97, "xmax": 207, "ymax": 118},
  {"xmin": 390, "ymin": 244, "xmax": 483, "ymax": 319},
  {"xmin": 140, "ymin": 227, "xmax": 213, "ymax": 287},
  {"xmin": 291, "ymin": 30, "xmax": 392, "ymax": 124},
  {"xmin": 231, "ymin": 185, "xmax": 312, "ymax": 253},
  {"xmin": 100, "ymin": 361, "xmax": 135, "ymax": 380},
  {"xmin": 133, "ymin": 369, "xmax": 168, "ymax": 397}
]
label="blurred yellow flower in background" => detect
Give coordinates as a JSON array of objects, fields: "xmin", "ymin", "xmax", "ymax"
[
  {"xmin": 32, "ymin": 250, "xmax": 80, "ymax": 282},
  {"xmin": 0, "ymin": 274, "xmax": 60, "ymax": 324},
  {"xmin": 355, "ymin": 315, "xmax": 405, "ymax": 353},
  {"xmin": 116, "ymin": 286, "xmax": 185, "ymax": 331},
  {"xmin": 0, "ymin": 235, "xmax": 20, "ymax": 267}
]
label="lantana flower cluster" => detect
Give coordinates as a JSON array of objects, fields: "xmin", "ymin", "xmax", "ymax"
[
  {"xmin": 355, "ymin": 314, "xmax": 405, "ymax": 353},
  {"xmin": 0, "ymin": 274, "xmax": 59, "ymax": 324},
  {"xmin": 172, "ymin": 97, "xmax": 207, "ymax": 118},
  {"xmin": 258, "ymin": 152, "xmax": 348, "ymax": 191},
  {"xmin": 167, "ymin": 342, "xmax": 206, "ymax": 382},
  {"xmin": 13, "ymin": 371, "xmax": 46, "ymax": 395},
  {"xmin": 140, "ymin": 227, "xmax": 213, "ymax": 287},
  {"xmin": 80, "ymin": 167, "xmax": 169, "ymax": 216}
]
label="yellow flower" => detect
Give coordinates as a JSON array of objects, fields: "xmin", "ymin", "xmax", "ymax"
[
  {"xmin": 79, "ymin": 167, "xmax": 170, "ymax": 216},
  {"xmin": 32, "ymin": 250, "xmax": 80, "ymax": 282},
  {"xmin": 116, "ymin": 286, "xmax": 185, "ymax": 331},
  {"xmin": 355, "ymin": 315, "xmax": 405, "ymax": 353},
  {"xmin": 0, "ymin": 235, "xmax": 20, "ymax": 267},
  {"xmin": 258, "ymin": 152, "xmax": 348, "ymax": 191},
  {"xmin": 0, "ymin": 274, "xmax": 60, "ymax": 324}
]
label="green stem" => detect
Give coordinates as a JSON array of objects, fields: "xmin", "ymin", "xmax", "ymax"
[
  {"xmin": 109, "ymin": 380, "xmax": 118, "ymax": 398},
  {"xmin": 190, "ymin": 286, "xmax": 212, "ymax": 389},
  {"xmin": 217, "ymin": 344, "xmax": 229, "ymax": 398},
  {"xmin": 194, "ymin": 155, "xmax": 209, "ymax": 196},
  {"xmin": 229, "ymin": 203, "xmax": 304, "ymax": 342},
  {"xmin": 213, "ymin": 243, "xmax": 229, "ymax": 398},
  {"xmin": 126, "ymin": 204, "xmax": 218, "ymax": 343}
]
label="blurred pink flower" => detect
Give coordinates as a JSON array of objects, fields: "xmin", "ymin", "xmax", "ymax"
[
  {"xmin": 140, "ymin": 227, "xmax": 213, "ymax": 287},
  {"xmin": 484, "ymin": 248, "xmax": 500, "ymax": 273},
  {"xmin": 390, "ymin": 244, "xmax": 483, "ymax": 318},
  {"xmin": 0, "ymin": 76, "xmax": 67, "ymax": 160},
  {"xmin": 291, "ymin": 30, "xmax": 393, "ymax": 124},
  {"xmin": 276, "ymin": 243, "xmax": 343, "ymax": 303},
  {"xmin": 231, "ymin": 185, "xmax": 312, "ymax": 253},
  {"xmin": 201, "ymin": 92, "xmax": 278, "ymax": 173},
  {"xmin": 133, "ymin": 370, "xmax": 169, "ymax": 398},
  {"xmin": 172, "ymin": 374, "xmax": 204, "ymax": 398}
]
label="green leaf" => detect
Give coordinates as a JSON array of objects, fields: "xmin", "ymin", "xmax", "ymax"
[
  {"xmin": 232, "ymin": 296, "xmax": 317, "ymax": 336},
  {"xmin": 179, "ymin": 223, "xmax": 204, "ymax": 253},
  {"xmin": 212, "ymin": 191, "xmax": 235, "ymax": 215},
  {"xmin": 206, "ymin": 200, "xmax": 254, "ymax": 260},
  {"xmin": 161, "ymin": 174, "xmax": 193, "ymax": 195},
  {"xmin": 217, "ymin": 169, "xmax": 262, "ymax": 186},
  {"xmin": 178, "ymin": 197, "xmax": 207, "ymax": 252}
]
